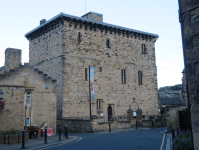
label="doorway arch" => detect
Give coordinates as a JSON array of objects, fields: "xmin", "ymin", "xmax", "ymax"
[{"xmin": 108, "ymin": 105, "xmax": 112, "ymax": 121}]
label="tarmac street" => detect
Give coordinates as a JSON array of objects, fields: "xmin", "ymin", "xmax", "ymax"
[
  {"xmin": 45, "ymin": 127, "xmax": 167, "ymax": 150},
  {"xmin": 0, "ymin": 127, "xmax": 168, "ymax": 150}
]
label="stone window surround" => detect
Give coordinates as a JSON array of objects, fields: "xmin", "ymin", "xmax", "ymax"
[
  {"xmin": 96, "ymin": 99, "xmax": 103, "ymax": 111},
  {"xmin": 27, "ymin": 92, "xmax": 31, "ymax": 106}
]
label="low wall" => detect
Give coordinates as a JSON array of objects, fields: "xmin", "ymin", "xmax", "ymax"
[
  {"xmin": 142, "ymin": 119, "xmax": 166, "ymax": 128},
  {"xmin": 58, "ymin": 117, "xmax": 166, "ymax": 133}
]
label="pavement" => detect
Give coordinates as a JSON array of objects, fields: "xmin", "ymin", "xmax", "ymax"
[
  {"xmin": 0, "ymin": 127, "xmax": 173, "ymax": 150},
  {"xmin": 0, "ymin": 134, "xmax": 81, "ymax": 150}
]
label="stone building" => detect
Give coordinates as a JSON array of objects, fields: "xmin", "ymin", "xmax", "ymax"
[
  {"xmin": 0, "ymin": 48, "xmax": 57, "ymax": 134},
  {"xmin": 159, "ymin": 69, "xmax": 188, "ymax": 132},
  {"xmin": 24, "ymin": 11, "xmax": 159, "ymax": 120},
  {"xmin": 179, "ymin": 1, "xmax": 199, "ymax": 149}
]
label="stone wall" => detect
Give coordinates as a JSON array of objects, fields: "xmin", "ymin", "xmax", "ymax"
[
  {"xmin": 0, "ymin": 65, "xmax": 57, "ymax": 134},
  {"xmin": 0, "ymin": 86, "xmax": 24, "ymax": 131},
  {"xmin": 58, "ymin": 117, "xmax": 166, "ymax": 133},
  {"xmin": 165, "ymin": 106, "xmax": 186, "ymax": 132}
]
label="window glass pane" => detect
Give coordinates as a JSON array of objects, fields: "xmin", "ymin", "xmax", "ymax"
[
  {"xmin": 27, "ymin": 93, "xmax": 31, "ymax": 105},
  {"xmin": 26, "ymin": 118, "xmax": 30, "ymax": 126}
]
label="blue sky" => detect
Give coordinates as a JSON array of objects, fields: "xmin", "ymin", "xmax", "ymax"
[{"xmin": 0, "ymin": 0, "xmax": 183, "ymax": 88}]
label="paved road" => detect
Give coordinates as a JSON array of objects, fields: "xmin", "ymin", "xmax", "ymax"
[{"xmin": 45, "ymin": 127, "xmax": 167, "ymax": 150}]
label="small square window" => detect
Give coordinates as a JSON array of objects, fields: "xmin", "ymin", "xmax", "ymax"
[{"xmin": 99, "ymin": 67, "xmax": 102, "ymax": 72}]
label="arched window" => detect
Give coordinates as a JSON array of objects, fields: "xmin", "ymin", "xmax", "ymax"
[{"xmin": 106, "ymin": 40, "xmax": 110, "ymax": 48}]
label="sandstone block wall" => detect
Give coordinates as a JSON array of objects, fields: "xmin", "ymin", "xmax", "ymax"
[
  {"xmin": 27, "ymin": 14, "xmax": 159, "ymax": 120},
  {"xmin": 165, "ymin": 106, "xmax": 186, "ymax": 131},
  {"xmin": 0, "ymin": 65, "xmax": 57, "ymax": 134},
  {"xmin": 0, "ymin": 86, "xmax": 24, "ymax": 131}
]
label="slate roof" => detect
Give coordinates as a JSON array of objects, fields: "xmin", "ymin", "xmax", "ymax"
[
  {"xmin": 25, "ymin": 12, "xmax": 159, "ymax": 38},
  {"xmin": 159, "ymin": 98, "xmax": 182, "ymax": 105},
  {"xmin": 0, "ymin": 66, "xmax": 4, "ymax": 71}
]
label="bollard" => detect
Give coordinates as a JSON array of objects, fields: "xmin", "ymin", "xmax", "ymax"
[
  {"xmin": 8, "ymin": 133, "xmax": 9, "ymax": 145},
  {"xmin": 136, "ymin": 121, "xmax": 137, "ymax": 129},
  {"xmin": 41, "ymin": 129, "xmax": 43, "ymax": 137},
  {"xmin": 44, "ymin": 127, "xmax": 47, "ymax": 144},
  {"xmin": 65, "ymin": 125, "xmax": 68, "ymax": 139},
  {"xmin": 109, "ymin": 123, "xmax": 111, "ymax": 132},
  {"xmin": 152, "ymin": 121, "xmax": 154, "ymax": 128},
  {"xmin": 18, "ymin": 132, "xmax": 20, "ymax": 143},
  {"xmin": 58, "ymin": 127, "xmax": 61, "ymax": 141},
  {"xmin": 171, "ymin": 129, "xmax": 175, "ymax": 139},
  {"xmin": 21, "ymin": 130, "xmax": 25, "ymax": 149},
  {"xmin": 4, "ymin": 133, "xmax": 6, "ymax": 144},
  {"xmin": 177, "ymin": 126, "xmax": 179, "ymax": 136}
]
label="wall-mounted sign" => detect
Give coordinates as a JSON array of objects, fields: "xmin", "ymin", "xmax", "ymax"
[
  {"xmin": 0, "ymin": 92, "xmax": 4, "ymax": 95},
  {"xmin": 90, "ymin": 66, "xmax": 95, "ymax": 100}
]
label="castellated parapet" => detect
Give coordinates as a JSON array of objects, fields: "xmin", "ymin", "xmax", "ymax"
[{"xmin": 25, "ymin": 12, "xmax": 159, "ymax": 119}]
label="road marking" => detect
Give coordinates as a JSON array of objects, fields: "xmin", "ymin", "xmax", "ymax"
[
  {"xmin": 160, "ymin": 133, "xmax": 165, "ymax": 150},
  {"xmin": 33, "ymin": 136, "xmax": 82, "ymax": 150}
]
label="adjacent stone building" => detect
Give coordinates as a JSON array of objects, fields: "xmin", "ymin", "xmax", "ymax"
[
  {"xmin": 24, "ymin": 12, "xmax": 159, "ymax": 121},
  {"xmin": 0, "ymin": 48, "xmax": 57, "ymax": 134},
  {"xmin": 179, "ymin": 1, "xmax": 199, "ymax": 149}
]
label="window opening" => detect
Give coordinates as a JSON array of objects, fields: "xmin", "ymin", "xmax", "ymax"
[
  {"xmin": 78, "ymin": 32, "xmax": 81, "ymax": 43},
  {"xmin": 97, "ymin": 99, "xmax": 103, "ymax": 111},
  {"xmin": 142, "ymin": 44, "xmax": 147, "ymax": 54},
  {"xmin": 85, "ymin": 68, "xmax": 88, "ymax": 81},
  {"xmin": 121, "ymin": 69, "xmax": 126, "ymax": 84},
  {"xmin": 25, "ymin": 117, "xmax": 30, "ymax": 126},
  {"xmin": 27, "ymin": 92, "xmax": 31, "ymax": 106},
  {"xmin": 138, "ymin": 71, "xmax": 143, "ymax": 85},
  {"xmin": 99, "ymin": 67, "xmax": 102, "ymax": 72},
  {"xmin": 106, "ymin": 40, "xmax": 111, "ymax": 48}
]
